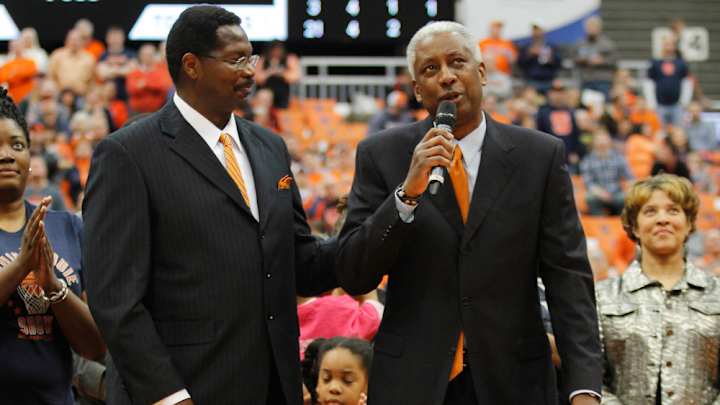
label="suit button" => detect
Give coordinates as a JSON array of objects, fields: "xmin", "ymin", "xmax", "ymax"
[
  {"xmin": 667, "ymin": 391, "xmax": 674, "ymax": 397},
  {"xmin": 666, "ymin": 361, "xmax": 672, "ymax": 367},
  {"xmin": 260, "ymin": 233, "xmax": 265, "ymax": 240},
  {"xmin": 666, "ymin": 328, "xmax": 674, "ymax": 336},
  {"xmin": 267, "ymin": 314, "xmax": 274, "ymax": 320},
  {"xmin": 266, "ymin": 273, "xmax": 272, "ymax": 279},
  {"xmin": 461, "ymin": 296, "xmax": 472, "ymax": 307}
]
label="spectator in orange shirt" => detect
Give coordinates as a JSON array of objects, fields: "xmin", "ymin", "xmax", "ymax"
[
  {"xmin": 0, "ymin": 40, "xmax": 38, "ymax": 103},
  {"xmin": 629, "ymin": 97, "xmax": 661, "ymax": 136},
  {"xmin": 625, "ymin": 123, "xmax": 657, "ymax": 179},
  {"xmin": 126, "ymin": 44, "xmax": 172, "ymax": 114},
  {"xmin": 74, "ymin": 19, "xmax": 105, "ymax": 61},
  {"xmin": 478, "ymin": 20, "xmax": 517, "ymax": 76},
  {"xmin": 48, "ymin": 30, "xmax": 95, "ymax": 96},
  {"xmin": 18, "ymin": 28, "xmax": 48, "ymax": 74}
]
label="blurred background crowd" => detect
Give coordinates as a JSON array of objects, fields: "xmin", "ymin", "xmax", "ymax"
[
  {"xmin": 2, "ymin": 14, "xmax": 718, "ymax": 282},
  {"xmin": 1, "ymin": 4, "xmax": 720, "ymax": 403}
]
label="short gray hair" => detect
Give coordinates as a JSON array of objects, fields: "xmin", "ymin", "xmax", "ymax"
[{"xmin": 406, "ymin": 21, "xmax": 482, "ymax": 80}]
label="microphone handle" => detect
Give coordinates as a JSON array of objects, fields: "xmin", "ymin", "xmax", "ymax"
[
  {"xmin": 428, "ymin": 123, "xmax": 453, "ymax": 195},
  {"xmin": 428, "ymin": 179, "xmax": 441, "ymax": 195}
]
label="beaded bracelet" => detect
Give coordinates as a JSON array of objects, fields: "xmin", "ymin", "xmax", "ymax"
[{"xmin": 43, "ymin": 279, "xmax": 69, "ymax": 304}]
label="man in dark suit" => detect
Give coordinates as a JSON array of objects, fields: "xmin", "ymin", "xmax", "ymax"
[
  {"xmin": 336, "ymin": 21, "xmax": 602, "ymax": 405},
  {"xmin": 82, "ymin": 6, "xmax": 335, "ymax": 405}
]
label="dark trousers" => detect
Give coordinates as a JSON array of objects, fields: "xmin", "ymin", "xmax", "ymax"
[{"xmin": 443, "ymin": 366, "xmax": 479, "ymax": 405}]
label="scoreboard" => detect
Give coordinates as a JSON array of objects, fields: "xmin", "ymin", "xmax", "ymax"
[
  {"xmin": 0, "ymin": 0, "xmax": 454, "ymax": 44},
  {"xmin": 289, "ymin": 0, "xmax": 454, "ymax": 43}
]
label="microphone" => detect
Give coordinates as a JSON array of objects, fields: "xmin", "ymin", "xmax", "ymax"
[{"xmin": 428, "ymin": 101, "xmax": 456, "ymax": 195}]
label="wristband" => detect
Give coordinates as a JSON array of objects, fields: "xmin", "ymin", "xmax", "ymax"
[{"xmin": 43, "ymin": 279, "xmax": 69, "ymax": 304}]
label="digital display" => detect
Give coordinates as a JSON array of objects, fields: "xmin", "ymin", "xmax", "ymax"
[
  {"xmin": 289, "ymin": 0, "xmax": 454, "ymax": 43},
  {"xmin": 1, "ymin": 0, "xmax": 454, "ymax": 45}
]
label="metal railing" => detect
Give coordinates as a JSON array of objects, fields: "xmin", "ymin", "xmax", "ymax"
[
  {"xmin": 292, "ymin": 57, "xmax": 720, "ymax": 109},
  {"xmin": 292, "ymin": 56, "xmax": 407, "ymax": 102}
]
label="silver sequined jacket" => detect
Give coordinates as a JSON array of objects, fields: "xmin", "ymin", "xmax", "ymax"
[{"xmin": 596, "ymin": 261, "xmax": 720, "ymax": 405}]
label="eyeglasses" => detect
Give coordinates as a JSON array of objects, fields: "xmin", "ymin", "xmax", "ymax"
[{"xmin": 203, "ymin": 54, "xmax": 259, "ymax": 70}]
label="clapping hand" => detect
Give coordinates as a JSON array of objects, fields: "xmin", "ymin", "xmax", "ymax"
[
  {"xmin": 29, "ymin": 197, "xmax": 62, "ymax": 293},
  {"xmin": 35, "ymin": 216, "xmax": 62, "ymax": 294},
  {"xmin": 18, "ymin": 197, "xmax": 52, "ymax": 277}
]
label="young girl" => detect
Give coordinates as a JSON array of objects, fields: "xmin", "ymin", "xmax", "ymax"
[{"xmin": 302, "ymin": 337, "xmax": 372, "ymax": 405}]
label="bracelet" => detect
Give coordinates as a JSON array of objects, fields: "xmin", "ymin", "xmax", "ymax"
[
  {"xmin": 396, "ymin": 186, "xmax": 420, "ymax": 206},
  {"xmin": 43, "ymin": 279, "xmax": 69, "ymax": 304}
]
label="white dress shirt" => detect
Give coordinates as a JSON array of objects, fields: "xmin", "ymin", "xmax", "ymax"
[
  {"xmin": 396, "ymin": 112, "xmax": 486, "ymax": 221},
  {"xmin": 173, "ymin": 92, "xmax": 259, "ymax": 221}
]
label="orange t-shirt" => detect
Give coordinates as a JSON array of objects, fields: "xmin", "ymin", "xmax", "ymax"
[
  {"xmin": 126, "ymin": 65, "xmax": 173, "ymax": 113},
  {"xmin": 625, "ymin": 134, "xmax": 656, "ymax": 179},
  {"xmin": 0, "ymin": 58, "xmax": 38, "ymax": 103},
  {"xmin": 478, "ymin": 38, "xmax": 517, "ymax": 75},
  {"xmin": 85, "ymin": 40, "xmax": 106, "ymax": 61},
  {"xmin": 629, "ymin": 110, "xmax": 661, "ymax": 136}
]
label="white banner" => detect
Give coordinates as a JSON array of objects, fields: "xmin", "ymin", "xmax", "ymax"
[
  {"xmin": 129, "ymin": 1, "xmax": 287, "ymax": 42},
  {"xmin": 0, "ymin": 5, "xmax": 20, "ymax": 41},
  {"xmin": 455, "ymin": 0, "xmax": 601, "ymax": 42}
]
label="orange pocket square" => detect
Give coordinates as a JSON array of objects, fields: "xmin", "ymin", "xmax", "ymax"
[{"xmin": 277, "ymin": 175, "xmax": 293, "ymax": 190}]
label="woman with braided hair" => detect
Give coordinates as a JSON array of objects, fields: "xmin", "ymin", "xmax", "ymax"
[{"xmin": 0, "ymin": 88, "xmax": 105, "ymax": 404}]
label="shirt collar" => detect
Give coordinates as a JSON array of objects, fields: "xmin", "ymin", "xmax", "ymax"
[
  {"xmin": 173, "ymin": 92, "xmax": 240, "ymax": 148},
  {"xmin": 456, "ymin": 111, "xmax": 487, "ymax": 162},
  {"xmin": 622, "ymin": 260, "xmax": 711, "ymax": 292}
]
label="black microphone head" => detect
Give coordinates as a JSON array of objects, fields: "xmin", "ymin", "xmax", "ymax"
[{"xmin": 435, "ymin": 101, "xmax": 457, "ymax": 130}]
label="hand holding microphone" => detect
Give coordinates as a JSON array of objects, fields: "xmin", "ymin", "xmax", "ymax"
[
  {"xmin": 400, "ymin": 101, "xmax": 456, "ymax": 200},
  {"xmin": 428, "ymin": 101, "xmax": 457, "ymax": 195}
]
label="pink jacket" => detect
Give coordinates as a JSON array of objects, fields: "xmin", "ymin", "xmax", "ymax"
[{"xmin": 298, "ymin": 295, "xmax": 383, "ymax": 359}]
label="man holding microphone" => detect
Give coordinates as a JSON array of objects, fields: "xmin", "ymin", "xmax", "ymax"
[{"xmin": 336, "ymin": 21, "xmax": 602, "ymax": 405}]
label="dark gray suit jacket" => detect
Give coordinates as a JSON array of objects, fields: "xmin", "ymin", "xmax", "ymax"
[
  {"xmin": 336, "ymin": 116, "xmax": 602, "ymax": 404},
  {"xmin": 83, "ymin": 102, "xmax": 336, "ymax": 405}
]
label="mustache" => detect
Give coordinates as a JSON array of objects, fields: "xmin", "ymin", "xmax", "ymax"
[{"xmin": 233, "ymin": 81, "xmax": 255, "ymax": 92}]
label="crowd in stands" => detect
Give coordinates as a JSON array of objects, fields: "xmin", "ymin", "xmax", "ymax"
[{"xmin": 1, "ymin": 15, "xmax": 719, "ymax": 404}]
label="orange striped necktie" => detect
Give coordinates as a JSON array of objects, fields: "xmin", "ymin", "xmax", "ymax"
[
  {"xmin": 448, "ymin": 145, "xmax": 469, "ymax": 380},
  {"xmin": 219, "ymin": 133, "xmax": 251, "ymax": 207}
]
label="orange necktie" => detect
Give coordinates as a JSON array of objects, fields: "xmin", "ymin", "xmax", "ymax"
[
  {"xmin": 448, "ymin": 146, "xmax": 469, "ymax": 380},
  {"xmin": 219, "ymin": 133, "xmax": 251, "ymax": 207}
]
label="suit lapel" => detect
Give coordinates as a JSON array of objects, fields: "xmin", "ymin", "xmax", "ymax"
[
  {"xmin": 160, "ymin": 103, "xmax": 255, "ymax": 220},
  {"xmin": 462, "ymin": 117, "xmax": 517, "ymax": 246},
  {"xmin": 236, "ymin": 119, "xmax": 276, "ymax": 232},
  {"xmin": 428, "ymin": 168, "xmax": 464, "ymax": 239}
]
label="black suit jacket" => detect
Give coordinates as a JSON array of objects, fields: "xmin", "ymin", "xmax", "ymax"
[
  {"xmin": 83, "ymin": 102, "xmax": 336, "ymax": 404},
  {"xmin": 336, "ymin": 116, "xmax": 602, "ymax": 404}
]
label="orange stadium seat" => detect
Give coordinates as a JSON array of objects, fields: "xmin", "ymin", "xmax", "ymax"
[
  {"xmin": 276, "ymin": 109, "xmax": 307, "ymax": 137},
  {"xmin": 697, "ymin": 193, "xmax": 720, "ymax": 231},
  {"xmin": 580, "ymin": 215, "xmax": 633, "ymax": 272},
  {"xmin": 300, "ymin": 98, "xmax": 336, "ymax": 114},
  {"xmin": 570, "ymin": 175, "xmax": 588, "ymax": 214}
]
